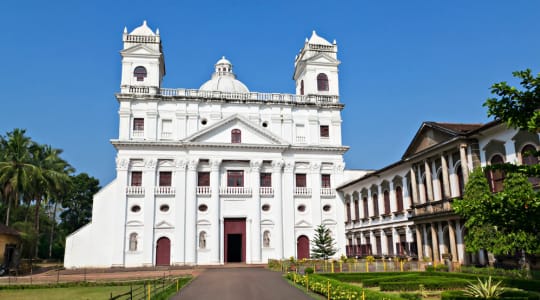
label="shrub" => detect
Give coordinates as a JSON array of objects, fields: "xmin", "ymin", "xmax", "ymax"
[
  {"xmin": 464, "ymin": 276, "xmax": 506, "ymax": 299},
  {"xmin": 304, "ymin": 267, "xmax": 314, "ymax": 274},
  {"xmin": 379, "ymin": 278, "xmax": 469, "ymax": 291},
  {"xmin": 400, "ymin": 292, "xmax": 422, "ymax": 300}
]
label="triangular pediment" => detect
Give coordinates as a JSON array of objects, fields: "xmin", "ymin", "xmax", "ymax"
[
  {"xmin": 184, "ymin": 114, "xmax": 288, "ymax": 146},
  {"xmin": 120, "ymin": 44, "xmax": 160, "ymax": 56},
  {"xmin": 402, "ymin": 122, "xmax": 461, "ymax": 159},
  {"xmin": 307, "ymin": 53, "xmax": 339, "ymax": 64},
  {"xmin": 155, "ymin": 220, "xmax": 174, "ymax": 229},
  {"xmin": 295, "ymin": 220, "xmax": 312, "ymax": 228}
]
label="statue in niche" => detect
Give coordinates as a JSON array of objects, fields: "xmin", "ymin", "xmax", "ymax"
[
  {"xmin": 263, "ymin": 231, "xmax": 271, "ymax": 248},
  {"xmin": 199, "ymin": 231, "xmax": 207, "ymax": 249}
]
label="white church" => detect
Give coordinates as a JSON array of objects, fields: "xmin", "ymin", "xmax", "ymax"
[{"xmin": 64, "ymin": 21, "xmax": 361, "ymax": 267}]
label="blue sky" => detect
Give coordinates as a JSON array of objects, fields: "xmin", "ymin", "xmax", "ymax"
[{"xmin": 1, "ymin": 1, "xmax": 539, "ymax": 185}]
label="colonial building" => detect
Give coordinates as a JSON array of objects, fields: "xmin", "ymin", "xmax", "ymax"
[
  {"xmin": 339, "ymin": 121, "xmax": 539, "ymax": 266},
  {"xmin": 64, "ymin": 21, "xmax": 364, "ymax": 268}
]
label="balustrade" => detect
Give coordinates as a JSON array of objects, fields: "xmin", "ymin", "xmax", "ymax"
[
  {"xmin": 197, "ymin": 186, "xmax": 211, "ymax": 195},
  {"xmin": 259, "ymin": 187, "xmax": 274, "ymax": 196},
  {"xmin": 220, "ymin": 186, "xmax": 252, "ymax": 196},
  {"xmin": 320, "ymin": 188, "xmax": 335, "ymax": 197},
  {"xmin": 126, "ymin": 186, "xmax": 145, "ymax": 196},
  {"xmin": 294, "ymin": 187, "xmax": 312, "ymax": 197},
  {"xmin": 154, "ymin": 186, "xmax": 175, "ymax": 195}
]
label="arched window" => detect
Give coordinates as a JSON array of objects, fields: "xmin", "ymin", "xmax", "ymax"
[
  {"xmin": 362, "ymin": 196, "xmax": 369, "ymax": 219},
  {"xmin": 383, "ymin": 190, "xmax": 390, "ymax": 215},
  {"xmin": 438, "ymin": 171, "xmax": 445, "ymax": 200},
  {"xmin": 300, "ymin": 80, "xmax": 304, "ymax": 95},
  {"xmin": 134, "ymin": 66, "xmax": 147, "ymax": 81},
  {"xmin": 129, "ymin": 233, "xmax": 138, "ymax": 251},
  {"xmin": 457, "ymin": 166, "xmax": 465, "ymax": 197},
  {"xmin": 199, "ymin": 231, "xmax": 207, "ymax": 249},
  {"xmin": 346, "ymin": 199, "xmax": 351, "ymax": 223},
  {"xmin": 395, "ymin": 186, "xmax": 404, "ymax": 212},
  {"xmin": 317, "ymin": 73, "xmax": 329, "ymax": 91},
  {"xmin": 488, "ymin": 155, "xmax": 505, "ymax": 193},
  {"xmin": 231, "ymin": 129, "xmax": 241, "ymax": 143},
  {"xmin": 522, "ymin": 144, "xmax": 539, "ymax": 186},
  {"xmin": 263, "ymin": 231, "xmax": 271, "ymax": 248},
  {"xmin": 372, "ymin": 193, "xmax": 379, "ymax": 217}
]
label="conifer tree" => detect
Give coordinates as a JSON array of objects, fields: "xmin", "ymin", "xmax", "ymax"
[{"xmin": 311, "ymin": 224, "xmax": 337, "ymax": 259}]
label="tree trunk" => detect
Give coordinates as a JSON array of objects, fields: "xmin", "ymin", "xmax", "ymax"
[
  {"xmin": 34, "ymin": 195, "xmax": 41, "ymax": 258},
  {"xmin": 48, "ymin": 200, "xmax": 59, "ymax": 258},
  {"xmin": 5, "ymin": 199, "xmax": 11, "ymax": 226}
]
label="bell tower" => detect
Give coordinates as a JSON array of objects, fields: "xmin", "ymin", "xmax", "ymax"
[
  {"xmin": 293, "ymin": 31, "xmax": 340, "ymax": 96},
  {"xmin": 120, "ymin": 20, "xmax": 165, "ymax": 95}
]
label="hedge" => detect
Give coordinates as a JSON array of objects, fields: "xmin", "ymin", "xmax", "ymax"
[
  {"xmin": 286, "ymin": 273, "xmax": 407, "ymax": 300},
  {"xmin": 379, "ymin": 278, "xmax": 469, "ymax": 291},
  {"xmin": 441, "ymin": 290, "xmax": 538, "ymax": 300}
]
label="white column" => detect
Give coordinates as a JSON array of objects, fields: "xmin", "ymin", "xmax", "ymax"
[
  {"xmin": 431, "ymin": 160, "xmax": 441, "ymax": 201},
  {"xmin": 173, "ymin": 159, "xmax": 187, "ymax": 265},
  {"xmin": 310, "ymin": 162, "xmax": 322, "ymax": 227},
  {"xmin": 455, "ymin": 220, "xmax": 465, "ymax": 264},
  {"xmin": 143, "ymin": 158, "xmax": 157, "ymax": 266},
  {"xmin": 448, "ymin": 220, "xmax": 458, "ymax": 263},
  {"xmin": 415, "ymin": 225, "xmax": 424, "ymax": 259},
  {"xmin": 441, "ymin": 154, "xmax": 451, "ymax": 199},
  {"xmin": 448, "ymin": 154, "xmax": 459, "ymax": 198},
  {"xmin": 369, "ymin": 231, "xmax": 376, "ymax": 255},
  {"xmin": 424, "ymin": 160, "xmax": 434, "ymax": 202},
  {"xmin": 402, "ymin": 175, "xmax": 412, "ymax": 210},
  {"xmin": 437, "ymin": 222, "xmax": 445, "ymax": 261},
  {"xmin": 282, "ymin": 160, "xmax": 295, "ymax": 258},
  {"xmin": 389, "ymin": 181, "xmax": 397, "ymax": 214},
  {"xmin": 118, "ymin": 109, "xmax": 130, "ymax": 140},
  {"xmin": 185, "ymin": 159, "xmax": 198, "ymax": 265},
  {"xmin": 146, "ymin": 109, "xmax": 158, "ymax": 140},
  {"xmin": 380, "ymin": 229, "xmax": 388, "ymax": 256},
  {"xmin": 209, "ymin": 158, "xmax": 221, "ymax": 264},
  {"xmin": 422, "ymin": 225, "xmax": 431, "ymax": 259},
  {"xmin": 391, "ymin": 227, "xmax": 398, "ymax": 256},
  {"xmin": 430, "ymin": 223, "xmax": 440, "ymax": 263},
  {"xmin": 367, "ymin": 188, "xmax": 374, "ymax": 218},
  {"xmin": 272, "ymin": 160, "xmax": 284, "ymax": 259},
  {"xmin": 417, "ymin": 166, "xmax": 426, "ymax": 204},
  {"xmin": 112, "ymin": 157, "xmax": 129, "ymax": 266},
  {"xmin": 409, "ymin": 167, "xmax": 419, "ymax": 205},
  {"xmin": 459, "ymin": 144, "xmax": 470, "ymax": 183},
  {"xmin": 250, "ymin": 160, "xmax": 262, "ymax": 263}
]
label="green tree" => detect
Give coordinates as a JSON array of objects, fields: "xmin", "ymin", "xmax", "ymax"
[
  {"xmin": 484, "ymin": 69, "xmax": 540, "ymax": 133},
  {"xmin": 0, "ymin": 129, "xmax": 36, "ymax": 226},
  {"xmin": 311, "ymin": 224, "xmax": 337, "ymax": 259},
  {"xmin": 59, "ymin": 173, "xmax": 100, "ymax": 234},
  {"xmin": 453, "ymin": 169, "xmax": 540, "ymax": 272}
]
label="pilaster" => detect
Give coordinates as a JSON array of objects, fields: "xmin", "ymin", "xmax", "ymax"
[
  {"xmin": 143, "ymin": 158, "xmax": 156, "ymax": 266},
  {"xmin": 272, "ymin": 160, "xmax": 284, "ymax": 258},
  {"xmin": 185, "ymin": 158, "xmax": 198, "ymax": 264},
  {"xmin": 173, "ymin": 159, "xmax": 186, "ymax": 264},
  {"xmin": 209, "ymin": 158, "xmax": 221, "ymax": 264},
  {"xmin": 282, "ymin": 160, "xmax": 295, "ymax": 258},
  {"xmin": 250, "ymin": 159, "xmax": 262, "ymax": 263}
]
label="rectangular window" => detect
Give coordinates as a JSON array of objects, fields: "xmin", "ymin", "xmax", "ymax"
[
  {"xmin": 260, "ymin": 173, "xmax": 272, "ymax": 187},
  {"xmin": 354, "ymin": 199, "xmax": 360, "ymax": 221},
  {"xmin": 198, "ymin": 172, "xmax": 210, "ymax": 186},
  {"xmin": 227, "ymin": 170, "xmax": 244, "ymax": 187},
  {"xmin": 159, "ymin": 171, "xmax": 172, "ymax": 186},
  {"xmin": 320, "ymin": 125, "xmax": 329, "ymax": 138},
  {"xmin": 362, "ymin": 197, "xmax": 369, "ymax": 219},
  {"xmin": 131, "ymin": 171, "xmax": 142, "ymax": 186},
  {"xmin": 321, "ymin": 174, "xmax": 331, "ymax": 188},
  {"xmin": 133, "ymin": 118, "xmax": 144, "ymax": 131},
  {"xmin": 295, "ymin": 124, "xmax": 305, "ymax": 143},
  {"xmin": 295, "ymin": 173, "xmax": 307, "ymax": 187}
]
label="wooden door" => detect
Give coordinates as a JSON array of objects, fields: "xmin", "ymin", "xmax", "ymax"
[
  {"xmin": 297, "ymin": 235, "xmax": 310, "ymax": 259},
  {"xmin": 156, "ymin": 237, "xmax": 171, "ymax": 266}
]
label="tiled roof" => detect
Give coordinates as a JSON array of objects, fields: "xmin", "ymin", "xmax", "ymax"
[
  {"xmin": 432, "ymin": 122, "xmax": 484, "ymax": 134},
  {"xmin": 0, "ymin": 223, "xmax": 20, "ymax": 236}
]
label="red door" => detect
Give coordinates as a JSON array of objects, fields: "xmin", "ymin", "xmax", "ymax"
[
  {"xmin": 224, "ymin": 218, "xmax": 246, "ymax": 263},
  {"xmin": 156, "ymin": 237, "xmax": 171, "ymax": 266},
  {"xmin": 297, "ymin": 235, "xmax": 310, "ymax": 259}
]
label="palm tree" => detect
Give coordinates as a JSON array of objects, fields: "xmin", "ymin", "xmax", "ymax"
[
  {"xmin": 0, "ymin": 129, "xmax": 36, "ymax": 226},
  {"xmin": 29, "ymin": 144, "xmax": 73, "ymax": 257}
]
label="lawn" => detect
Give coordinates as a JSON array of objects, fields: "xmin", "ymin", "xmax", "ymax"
[{"xmin": 0, "ymin": 285, "xmax": 143, "ymax": 300}]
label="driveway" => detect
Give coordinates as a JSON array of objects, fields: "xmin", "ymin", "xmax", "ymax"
[{"xmin": 172, "ymin": 267, "xmax": 313, "ymax": 300}]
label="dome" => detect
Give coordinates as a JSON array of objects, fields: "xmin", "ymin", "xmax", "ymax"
[
  {"xmin": 199, "ymin": 56, "xmax": 249, "ymax": 93},
  {"xmin": 308, "ymin": 30, "xmax": 331, "ymax": 46},
  {"xmin": 129, "ymin": 20, "xmax": 156, "ymax": 36}
]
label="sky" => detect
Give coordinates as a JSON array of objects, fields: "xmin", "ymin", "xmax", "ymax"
[{"xmin": 1, "ymin": 1, "xmax": 539, "ymax": 186}]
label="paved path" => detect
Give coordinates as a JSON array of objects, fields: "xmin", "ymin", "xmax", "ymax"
[{"xmin": 172, "ymin": 267, "xmax": 313, "ymax": 300}]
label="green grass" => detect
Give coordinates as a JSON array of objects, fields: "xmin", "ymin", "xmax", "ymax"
[{"xmin": 0, "ymin": 285, "xmax": 143, "ymax": 300}]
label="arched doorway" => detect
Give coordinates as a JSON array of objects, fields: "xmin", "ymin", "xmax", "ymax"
[
  {"xmin": 297, "ymin": 235, "xmax": 310, "ymax": 259},
  {"xmin": 156, "ymin": 237, "xmax": 171, "ymax": 266}
]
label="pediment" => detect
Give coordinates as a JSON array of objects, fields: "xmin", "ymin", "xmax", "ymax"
[
  {"xmin": 155, "ymin": 220, "xmax": 174, "ymax": 229},
  {"xmin": 306, "ymin": 53, "xmax": 339, "ymax": 65},
  {"xmin": 402, "ymin": 123, "xmax": 459, "ymax": 159},
  {"xmin": 261, "ymin": 219, "xmax": 275, "ymax": 226},
  {"xmin": 121, "ymin": 44, "xmax": 160, "ymax": 56},
  {"xmin": 295, "ymin": 220, "xmax": 312, "ymax": 228},
  {"xmin": 322, "ymin": 219, "xmax": 337, "ymax": 226},
  {"xmin": 184, "ymin": 114, "xmax": 288, "ymax": 146},
  {"xmin": 126, "ymin": 220, "xmax": 144, "ymax": 227},
  {"xmin": 197, "ymin": 219, "xmax": 211, "ymax": 226}
]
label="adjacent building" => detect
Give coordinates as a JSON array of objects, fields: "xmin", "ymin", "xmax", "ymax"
[{"xmin": 339, "ymin": 121, "xmax": 539, "ymax": 266}]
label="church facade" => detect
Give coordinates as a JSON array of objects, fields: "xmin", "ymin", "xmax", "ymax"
[{"xmin": 64, "ymin": 21, "xmax": 361, "ymax": 268}]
